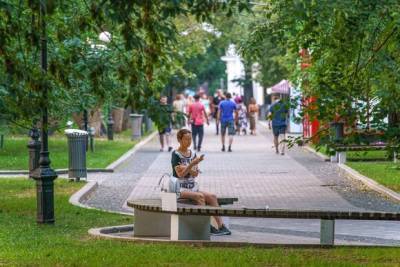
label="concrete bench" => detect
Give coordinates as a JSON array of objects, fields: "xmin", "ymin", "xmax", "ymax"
[
  {"xmin": 127, "ymin": 198, "xmax": 400, "ymax": 245},
  {"xmin": 331, "ymin": 144, "xmax": 398, "ymax": 164}
]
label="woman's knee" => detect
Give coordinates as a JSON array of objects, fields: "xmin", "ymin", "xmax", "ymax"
[
  {"xmin": 194, "ymin": 192, "xmax": 205, "ymax": 204},
  {"xmin": 203, "ymin": 192, "xmax": 217, "ymax": 204},
  {"xmin": 207, "ymin": 193, "xmax": 217, "ymax": 201}
]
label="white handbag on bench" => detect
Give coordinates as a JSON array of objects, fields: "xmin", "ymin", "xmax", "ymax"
[
  {"xmin": 159, "ymin": 173, "xmax": 180, "ymax": 194},
  {"xmin": 158, "ymin": 173, "xmax": 178, "ymax": 211}
]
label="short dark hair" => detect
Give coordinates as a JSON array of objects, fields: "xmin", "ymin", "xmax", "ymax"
[
  {"xmin": 194, "ymin": 94, "xmax": 200, "ymax": 100},
  {"xmin": 177, "ymin": 128, "xmax": 191, "ymax": 141},
  {"xmin": 225, "ymin": 92, "xmax": 232, "ymax": 99}
]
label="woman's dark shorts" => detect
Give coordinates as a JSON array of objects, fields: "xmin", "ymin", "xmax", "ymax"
[{"xmin": 272, "ymin": 125, "xmax": 286, "ymax": 137}]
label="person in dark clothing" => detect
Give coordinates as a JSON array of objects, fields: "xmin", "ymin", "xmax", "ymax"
[
  {"xmin": 158, "ymin": 96, "xmax": 173, "ymax": 152},
  {"xmin": 212, "ymin": 89, "xmax": 225, "ymax": 135}
]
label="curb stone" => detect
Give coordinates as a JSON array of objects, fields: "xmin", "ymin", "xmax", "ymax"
[
  {"xmin": 69, "ymin": 131, "xmax": 157, "ymax": 215},
  {"xmin": 338, "ymin": 163, "xmax": 400, "ymax": 203},
  {"xmin": 303, "ymin": 146, "xmax": 330, "ymax": 162},
  {"xmin": 303, "ymin": 143, "xmax": 400, "ymax": 203},
  {"xmin": 88, "ymin": 224, "xmax": 399, "ymax": 248},
  {"xmin": 69, "ymin": 180, "xmax": 133, "ymax": 216},
  {"xmin": 106, "ymin": 131, "xmax": 158, "ymax": 170},
  {"xmin": 69, "ymin": 181, "xmax": 99, "ymax": 208}
]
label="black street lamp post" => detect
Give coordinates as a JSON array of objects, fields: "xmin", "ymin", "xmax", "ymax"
[
  {"xmin": 31, "ymin": 2, "xmax": 57, "ymax": 224},
  {"xmin": 97, "ymin": 32, "xmax": 114, "ymax": 141},
  {"xmin": 89, "ymin": 127, "xmax": 95, "ymax": 152},
  {"xmin": 83, "ymin": 109, "xmax": 89, "ymax": 151},
  {"xmin": 107, "ymin": 106, "xmax": 114, "ymax": 141}
]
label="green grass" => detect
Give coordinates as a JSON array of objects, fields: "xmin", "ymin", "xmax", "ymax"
[
  {"xmin": 347, "ymin": 162, "xmax": 400, "ymax": 192},
  {"xmin": 310, "ymin": 145, "xmax": 391, "ymax": 161},
  {"xmin": 347, "ymin": 150, "xmax": 392, "ymax": 161},
  {"xmin": 0, "ymin": 178, "xmax": 399, "ymax": 266},
  {"xmin": 0, "ymin": 131, "xmax": 139, "ymax": 170}
]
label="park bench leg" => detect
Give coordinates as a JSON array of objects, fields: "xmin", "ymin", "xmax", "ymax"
[
  {"xmin": 171, "ymin": 215, "xmax": 210, "ymax": 241},
  {"xmin": 338, "ymin": 152, "xmax": 347, "ymax": 164},
  {"xmin": 320, "ymin": 219, "xmax": 335, "ymax": 245},
  {"xmin": 133, "ymin": 209, "xmax": 171, "ymax": 237}
]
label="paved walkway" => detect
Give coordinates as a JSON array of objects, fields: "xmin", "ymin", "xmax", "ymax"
[
  {"xmin": 83, "ymin": 137, "xmax": 160, "ymax": 213},
  {"xmin": 83, "ymin": 121, "xmax": 400, "ymax": 246}
]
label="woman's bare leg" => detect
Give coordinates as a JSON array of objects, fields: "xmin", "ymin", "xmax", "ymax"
[
  {"xmin": 180, "ymin": 191, "xmax": 205, "ymax": 205},
  {"xmin": 199, "ymin": 191, "xmax": 223, "ymax": 228},
  {"xmin": 166, "ymin": 133, "xmax": 172, "ymax": 149},
  {"xmin": 279, "ymin": 133, "xmax": 286, "ymax": 155},
  {"xmin": 159, "ymin": 134, "xmax": 165, "ymax": 151}
]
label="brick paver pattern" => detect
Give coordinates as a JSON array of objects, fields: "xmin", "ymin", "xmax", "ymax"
[
  {"xmin": 85, "ymin": 121, "xmax": 400, "ymax": 246},
  {"xmin": 128, "ymin": 124, "xmax": 358, "ymax": 211}
]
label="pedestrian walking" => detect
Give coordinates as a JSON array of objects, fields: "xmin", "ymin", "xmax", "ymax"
[
  {"xmin": 173, "ymin": 94, "xmax": 185, "ymax": 129},
  {"xmin": 158, "ymin": 96, "xmax": 173, "ymax": 152},
  {"xmin": 236, "ymin": 99, "xmax": 248, "ymax": 135},
  {"xmin": 268, "ymin": 95, "xmax": 289, "ymax": 155},
  {"xmin": 185, "ymin": 95, "xmax": 194, "ymax": 127},
  {"xmin": 248, "ymin": 97, "xmax": 259, "ymax": 135},
  {"xmin": 200, "ymin": 93, "xmax": 211, "ymax": 118},
  {"xmin": 212, "ymin": 89, "xmax": 225, "ymax": 135},
  {"xmin": 217, "ymin": 92, "xmax": 238, "ymax": 152},
  {"xmin": 233, "ymin": 95, "xmax": 243, "ymax": 133},
  {"xmin": 188, "ymin": 94, "xmax": 209, "ymax": 152}
]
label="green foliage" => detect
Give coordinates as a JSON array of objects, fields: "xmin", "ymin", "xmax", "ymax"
[
  {"xmin": 243, "ymin": 0, "xmax": 400, "ymax": 146},
  {"xmin": 1, "ymin": 179, "xmax": 400, "ymax": 266},
  {"xmin": 0, "ymin": 1, "xmax": 96, "ymax": 125},
  {"xmin": 184, "ymin": 38, "xmax": 227, "ymax": 93},
  {"xmin": 0, "ymin": 0, "xmax": 250, "ymax": 129},
  {"xmin": 347, "ymin": 161, "xmax": 400, "ymax": 192}
]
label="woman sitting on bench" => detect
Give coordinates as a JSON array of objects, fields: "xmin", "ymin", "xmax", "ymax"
[{"xmin": 171, "ymin": 128, "xmax": 231, "ymax": 236}]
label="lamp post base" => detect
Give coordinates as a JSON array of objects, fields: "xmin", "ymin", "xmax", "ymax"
[
  {"xmin": 107, "ymin": 111, "xmax": 114, "ymax": 141},
  {"xmin": 31, "ymin": 167, "xmax": 57, "ymax": 224}
]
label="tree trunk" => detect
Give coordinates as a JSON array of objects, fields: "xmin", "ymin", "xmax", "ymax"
[
  {"xmin": 112, "ymin": 108, "xmax": 124, "ymax": 133},
  {"xmin": 243, "ymin": 60, "xmax": 254, "ymax": 106},
  {"xmin": 122, "ymin": 107, "xmax": 132, "ymax": 131},
  {"xmin": 72, "ymin": 108, "xmax": 103, "ymax": 137},
  {"xmin": 388, "ymin": 111, "xmax": 400, "ymax": 128}
]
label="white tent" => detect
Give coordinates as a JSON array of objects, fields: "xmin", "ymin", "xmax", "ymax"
[{"xmin": 266, "ymin": 79, "xmax": 290, "ymax": 95}]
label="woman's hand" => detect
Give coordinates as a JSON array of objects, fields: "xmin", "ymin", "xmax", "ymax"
[
  {"xmin": 189, "ymin": 167, "xmax": 199, "ymax": 177},
  {"xmin": 192, "ymin": 154, "xmax": 204, "ymax": 165},
  {"xmin": 175, "ymin": 164, "xmax": 187, "ymax": 178},
  {"xmin": 175, "ymin": 155, "xmax": 204, "ymax": 178}
]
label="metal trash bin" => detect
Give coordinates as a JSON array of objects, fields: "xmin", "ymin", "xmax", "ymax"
[
  {"xmin": 65, "ymin": 129, "xmax": 88, "ymax": 181},
  {"xmin": 330, "ymin": 122, "xmax": 344, "ymax": 143},
  {"xmin": 141, "ymin": 110, "xmax": 153, "ymax": 134},
  {"xmin": 130, "ymin": 114, "xmax": 143, "ymax": 140}
]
